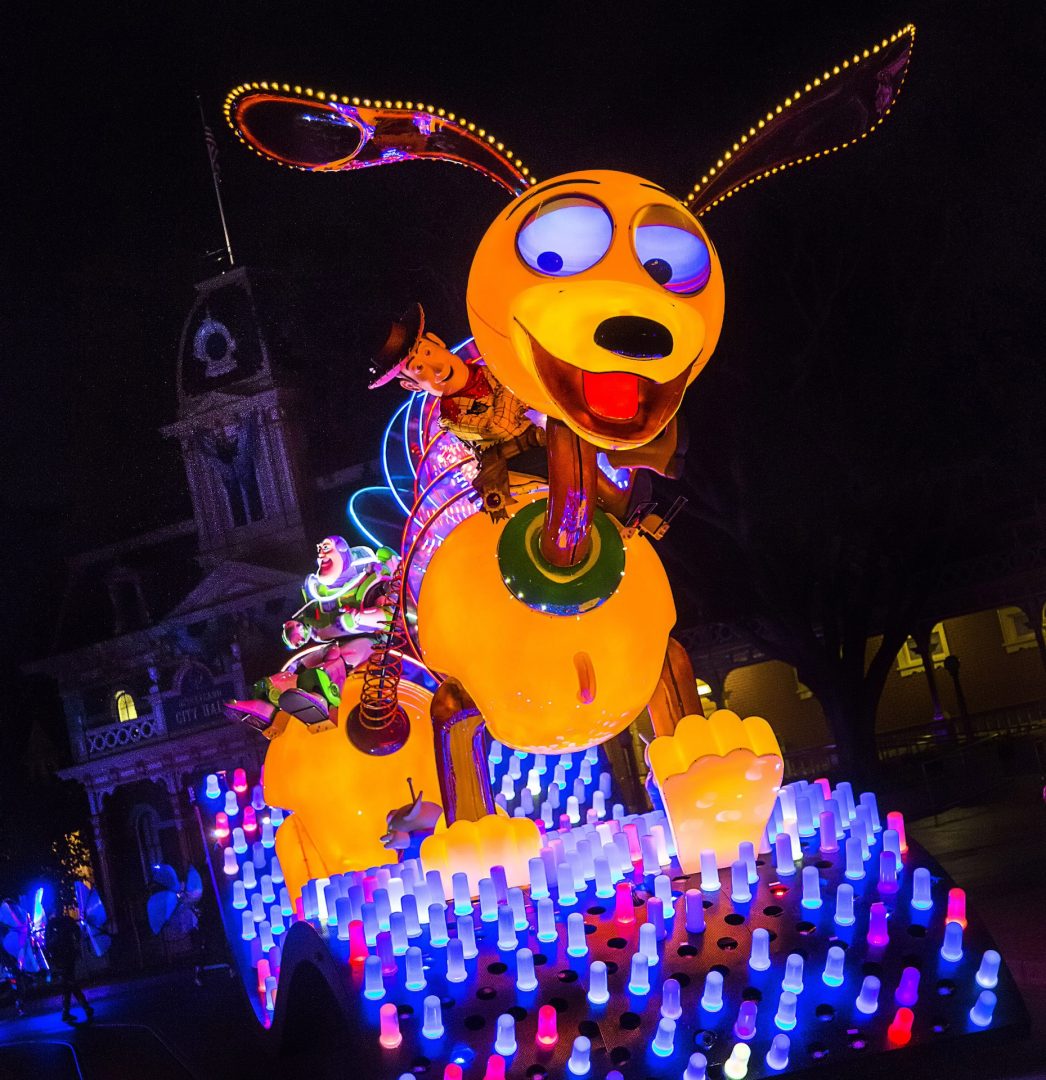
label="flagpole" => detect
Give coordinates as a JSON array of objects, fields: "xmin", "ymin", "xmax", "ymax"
[{"xmin": 196, "ymin": 95, "xmax": 235, "ymax": 268}]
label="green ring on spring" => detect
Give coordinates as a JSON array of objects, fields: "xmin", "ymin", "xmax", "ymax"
[{"xmin": 496, "ymin": 498, "xmax": 625, "ymax": 615}]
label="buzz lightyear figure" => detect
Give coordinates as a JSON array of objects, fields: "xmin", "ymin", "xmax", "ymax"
[{"xmin": 225, "ymin": 537, "xmax": 399, "ymax": 737}]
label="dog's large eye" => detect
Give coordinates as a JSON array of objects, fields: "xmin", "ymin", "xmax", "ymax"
[
  {"xmin": 516, "ymin": 195, "xmax": 613, "ymax": 276},
  {"xmin": 633, "ymin": 206, "xmax": 711, "ymax": 294}
]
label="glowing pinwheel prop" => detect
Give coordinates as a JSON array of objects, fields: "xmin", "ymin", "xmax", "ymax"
[
  {"xmin": 74, "ymin": 880, "xmax": 111, "ymax": 957},
  {"xmin": 146, "ymin": 864, "xmax": 203, "ymax": 938},
  {"xmin": 0, "ymin": 888, "xmax": 49, "ymax": 974}
]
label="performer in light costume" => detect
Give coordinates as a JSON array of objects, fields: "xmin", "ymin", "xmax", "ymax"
[{"xmin": 224, "ymin": 26, "xmax": 915, "ymax": 889}]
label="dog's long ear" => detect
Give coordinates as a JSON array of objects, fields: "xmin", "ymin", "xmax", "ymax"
[
  {"xmin": 224, "ymin": 84, "xmax": 533, "ymax": 196},
  {"xmin": 686, "ymin": 25, "xmax": 915, "ymax": 217}
]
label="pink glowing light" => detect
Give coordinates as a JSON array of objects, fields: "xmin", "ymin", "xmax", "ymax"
[
  {"xmin": 866, "ymin": 902, "xmax": 890, "ymax": 947},
  {"xmin": 349, "ymin": 919, "xmax": 368, "ymax": 965},
  {"xmin": 946, "ymin": 887, "xmax": 967, "ymax": 928},
  {"xmin": 536, "ymin": 1003, "xmax": 558, "ymax": 1047},
  {"xmin": 885, "ymin": 811, "xmax": 907, "ymax": 854},
  {"xmin": 614, "ymin": 881, "xmax": 635, "ymax": 923},
  {"xmin": 379, "ymin": 1002, "xmax": 402, "ymax": 1048},
  {"xmin": 482, "ymin": 1056, "xmax": 506, "ymax": 1080}
]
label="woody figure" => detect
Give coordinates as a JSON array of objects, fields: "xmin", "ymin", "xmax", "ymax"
[{"xmin": 368, "ymin": 304, "xmax": 545, "ymax": 519}]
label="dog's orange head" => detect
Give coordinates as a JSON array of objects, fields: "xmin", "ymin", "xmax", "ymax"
[
  {"xmin": 467, "ymin": 170, "xmax": 724, "ymax": 451},
  {"xmin": 227, "ymin": 30, "xmax": 915, "ymax": 455}
]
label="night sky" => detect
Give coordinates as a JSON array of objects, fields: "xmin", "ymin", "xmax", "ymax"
[{"xmin": 6, "ymin": 0, "xmax": 1045, "ymax": 664}]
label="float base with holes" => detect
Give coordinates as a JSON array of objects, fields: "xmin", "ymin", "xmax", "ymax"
[{"xmin": 194, "ymin": 757, "xmax": 1029, "ymax": 1080}]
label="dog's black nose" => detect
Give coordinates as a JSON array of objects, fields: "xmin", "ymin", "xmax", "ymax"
[{"xmin": 593, "ymin": 316, "xmax": 673, "ymax": 359}]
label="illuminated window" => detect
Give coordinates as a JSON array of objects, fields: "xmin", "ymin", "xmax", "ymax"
[
  {"xmin": 114, "ymin": 690, "xmax": 137, "ymax": 722},
  {"xmin": 896, "ymin": 624, "xmax": 949, "ymax": 676},
  {"xmin": 997, "ymin": 606, "xmax": 1043, "ymax": 654},
  {"xmin": 695, "ymin": 678, "xmax": 719, "ymax": 717},
  {"xmin": 793, "ymin": 669, "xmax": 813, "ymax": 700}
]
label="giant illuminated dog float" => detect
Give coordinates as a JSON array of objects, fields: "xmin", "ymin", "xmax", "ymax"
[{"xmin": 224, "ymin": 26, "xmax": 915, "ymax": 894}]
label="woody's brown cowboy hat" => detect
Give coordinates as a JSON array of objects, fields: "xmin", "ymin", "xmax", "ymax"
[{"xmin": 367, "ymin": 303, "xmax": 425, "ymax": 389}]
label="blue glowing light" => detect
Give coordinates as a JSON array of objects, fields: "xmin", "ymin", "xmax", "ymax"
[
  {"xmin": 596, "ymin": 452, "xmax": 630, "ymax": 491},
  {"xmin": 30, "ymin": 886, "xmax": 47, "ymax": 932},
  {"xmin": 403, "ymin": 391, "xmax": 420, "ymax": 479},
  {"xmin": 346, "ymin": 486, "xmax": 394, "ymax": 549},
  {"xmin": 382, "ymin": 399, "xmax": 413, "ymax": 516},
  {"xmin": 449, "ymin": 1044, "xmax": 475, "ymax": 1068},
  {"xmin": 651, "ymin": 1016, "xmax": 676, "ymax": 1056}
]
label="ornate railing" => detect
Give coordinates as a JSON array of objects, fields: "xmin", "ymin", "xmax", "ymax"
[
  {"xmin": 781, "ymin": 698, "xmax": 1046, "ymax": 781},
  {"xmin": 85, "ymin": 713, "xmax": 168, "ymax": 758}
]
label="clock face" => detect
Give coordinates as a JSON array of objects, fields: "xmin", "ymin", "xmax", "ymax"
[
  {"xmin": 194, "ymin": 320, "xmax": 238, "ymax": 378},
  {"xmin": 180, "ymin": 282, "xmax": 263, "ymax": 397}
]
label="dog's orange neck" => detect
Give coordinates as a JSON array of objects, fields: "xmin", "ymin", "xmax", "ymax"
[{"xmin": 540, "ymin": 420, "xmax": 598, "ymax": 568}]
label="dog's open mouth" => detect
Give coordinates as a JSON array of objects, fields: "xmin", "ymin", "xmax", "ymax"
[
  {"xmin": 520, "ymin": 323, "xmax": 695, "ymax": 445},
  {"xmin": 581, "ymin": 370, "xmax": 640, "ymax": 421}
]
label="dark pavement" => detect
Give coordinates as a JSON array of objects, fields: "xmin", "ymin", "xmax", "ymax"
[
  {"xmin": 0, "ymin": 968, "xmax": 265, "ymax": 1080},
  {"xmin": 908, "ymin": 778, "xmax": 1046, "ymax": 1079}
]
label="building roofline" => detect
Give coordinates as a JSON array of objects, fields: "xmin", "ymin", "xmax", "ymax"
[
  {"xmin": 23, "ymin": 575, "xmax": 300, "ymax": 679},
  {"xmin": 65, "ymin": 519, "xmax": 198, "ymax": 570}
]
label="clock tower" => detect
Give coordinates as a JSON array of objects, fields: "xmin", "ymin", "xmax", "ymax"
[{"xmin": 162, "ymin": 266, "xmax": 309, "ymax": 566}]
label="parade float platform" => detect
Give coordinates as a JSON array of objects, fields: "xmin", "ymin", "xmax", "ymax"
[{"xmin": 194, "ymin": 750, "xmax": 1030, "ymax": 1080}]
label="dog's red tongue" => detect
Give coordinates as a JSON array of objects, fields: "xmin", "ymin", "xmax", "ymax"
[{"xmin": 581, "ymin": 371, "xmax": 639, "ymax": 421}]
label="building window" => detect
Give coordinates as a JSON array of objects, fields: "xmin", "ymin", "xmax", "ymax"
[
  {"xmin": 693, "ymin": 678, "xmax": 719, "ymax": 716},
  {"xmin": 108, "ymin": 574, "xmax": 149, "ymax": 633},
  {"xmin": 114, "ymin": 690, "xmax": 137, "ymax": 722},
  {"xmin": 897, "ymin": 623, "xmax": 950, "ymax": 676},
  {"xmin": 997, "ymin": 606, "xmax": 1043, "ymax": 654},
  {"xmin": 199, "ymin": 418, "xmax": 264, "ymax": 528},
  {"xmin": 793, "ymin": 669, "xmax": 813, "ymax": 700},
  {"xmin": 134, "ymin": 805, "xmax": 163, "ymax": 885}
]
